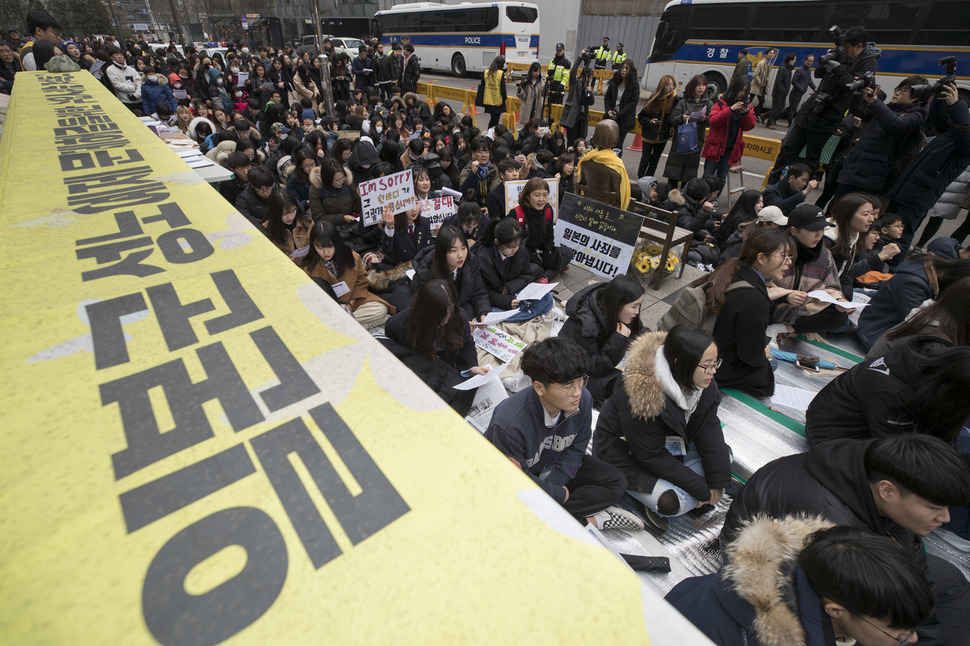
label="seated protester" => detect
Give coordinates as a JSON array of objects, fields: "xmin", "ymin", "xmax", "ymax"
[
  {"xmin": 347, "ymin": 138, "xmax": 381, "ymax": 184},
  {"xmin": 866, "ymin": 276, "xmax": 970, "ymax": 359},
  {"xmin": 766, "ymin": 203, "xmax": 850, "ymax": 340},
  {"xmin": 218, "ymin": 151, "xmax": 251, "ymax": 206},
  {"xmin": 400, "ymin": 138, "xmax": 425, "ymax": 170},
  {"xmin": 721, "ymin": 435, "xmax": 970, "ymax": 646},
  {"xmin": 823, "ymin": 194, "xmax": 901, "ymax": 299},
  {"xmin": 714, "ymin": 189, "xmax": 762, "ymax": 249},
  {"xmin": 235, "ymin": 165, "xmax": 277, "ymax": 226},
  {"xmin": 717, "ymin": 206, "xmax": 787, "ymax": 266},
  {"xmin": 261, "ymin": 190, "xmax": 312, "ymax": 260},
  {"xmin": 411, "ymin": 163, "xmax": 439, "ymax": 201},
  {"xmin": 437, "ymin": 147, "xmax": 460, "ymax": 191},
  {"xmin": 560, "ymin": 274, "xmax": 647, "ymax": 403},
  {"xmin": 485, "ymin": 338, "xmax": 639, "ymax": 530},
  {"xmin": 806, "ymin": 337, "xmax": 970, "ymax": 446},
  {"xmin": 691, "ymin": 228, "xmax": 792, "ymax": 396},
  {"xmin": 872, "ymin": 212, "xmax": 904, "ymax": 256},
  {"xmin": 300, "ymin": 108, "xmax": 319, "ymax": 135},
  {"xmin": 485, "ymin": 158, "xmax": 522, "ymax": 221},
  {"xmin": 509, "ymin": 177, "xmax": 574, "ymax": 280},
  {"xmin": 382, "ymin": 279, "xmax": 485, "ymax": 416},
  {"xmin": 141, "ymin": 66, "xmax": 177, "ymax": 118},
  {"xmin": 308, "ymin": 158, "xmax": 362, "ymax": 225},
  {"xmin": 668, "ymin": 523, "xmax": 935, "ymax": 646},
  {"xmin": 379, "ymin": 139, "xmax": 405, "ymax": 173},
  {"xmin": 594, "ymin": 327, "xmax": 731, "ymax": 531},
  {"xmin": 458, "ymin": 137, "xmax": 501, "ymax": 207},
  {"xmin": 409, "ymin": 225, "xmax": 490, "ymax": 324},
  {"xmin": 402, "ymin": 92, "xmax": 432, "ymax": 126},
  {"xmin": 442, "ymin": 200, "xmax": 490, "ymax": 248},
  {"xmin": 286, "ymin": 145, "xmax": 316, "ymax": 210},
  {"xmin": 379, "ymin": 202, "xmax": 432, "ymax": 267},
  {"xmin": 762, "ymin": 162, "xmax": 817, "ymax": 216},
  {"xmin": 856, "ymin": 254, "xmax": 970, "ymax": 351},
  {"xmin": 675, "ymin": 178, "xmax": 716, "ymax": 241},
  {"xmin": 474, "ymin": 217, "xmax": 543, "ymax": 314},
  {"xmin": 301, "ymin": 220, "xmax": 392, "ymax": 329},
  {"xmin": 553, "ymin": 152, "xmax": 576, "ymax": 203}
]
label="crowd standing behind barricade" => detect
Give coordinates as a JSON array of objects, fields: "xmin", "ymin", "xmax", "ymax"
[{"xmin": 7, "ymin": 12, "xmax": 970, "ymax": 642}]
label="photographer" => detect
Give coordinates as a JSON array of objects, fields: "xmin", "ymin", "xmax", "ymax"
[
  {"xmin": 560, "ymin": 50, "xmax": 595, "ymax": 145},
  {"xmin": 887, "ymin": 82, "xmax": 970, "ymax": 262},
  {"xmin": 767, "ymin": 26, "xmax": 880, "ymax": 184}
]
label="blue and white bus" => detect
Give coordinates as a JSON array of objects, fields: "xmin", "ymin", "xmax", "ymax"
[
  {"xmin": 373, "ymin": 2, "xmax": 540, "ymax": 77},
  {"xmin": 643, "ymin": 0, "xmax": 970, "ymax": 103}
]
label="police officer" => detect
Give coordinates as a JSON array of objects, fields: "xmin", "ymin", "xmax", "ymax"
[
  {"xmin": 594, "ymin": 36, "xmax": 611, "ymax": 70},
  {"xmin": 610, "ymin": 43, "xmax": 627, "ymax": 69},
  {"xmin": 546, "ymin": 42, "xmax": 571, "ymax": 108}
]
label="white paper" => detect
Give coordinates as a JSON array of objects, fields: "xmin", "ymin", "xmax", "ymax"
[
  {"xmin": 806, "ymin": 290, "xmax": 869, "ymax": 310},
  {"xmin": 472, "ymin": 326, "xmax": 527, "ymax": 363},
  {"xmin": 405, "ymin": 269, "xmax": 415, "ymax": 280},
  {"xmin": 690, "ymin": 107, "xmax": 707, "ymax": 119},
  {"xmin": 440, "ymin": 187, "xmax": 463, "ymax": 200},
  {"xmin": 464, "ymin": 378, "xmax": 509, "ymax": 433},
  {"xmin": 187, "ymin": 159, "xmax": 214, "ymax": 168},
  {"xmin": 89, "ymin": 60, "xmax": 105, "ymax": 77},
  {"xmin": 173, "ymin": 89, "xmax": 188, "ymax": 100},
  {"xmin": 331, "ymin": 280, "xmax": 351, "ymax": 297},
  {"xmin": 175, "ymin": 149, "xmax": 201, "ymax": 158},
  {"xmin": 289, "ymin": 245, "xmax": 309, "ymax": 259},
  {"xmin": 236, "ymin": 72, "xmax": 249, "ymax": 86},
  {"xmin": 473, "ymin": 309, "xmax": 520, "ymax": 326},
  {"xmin": 770, "ymin": 385, "xmax": 817, "ymax": 413},
  {"xmin": 453, "ymin": 362, "xmax": 509, "ymax": 391},
  {"xmin": 516, "ymin": 281, "xmax": 558, "ymax": 301}
]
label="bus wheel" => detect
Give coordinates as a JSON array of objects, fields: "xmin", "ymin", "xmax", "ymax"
[
  {"xmin": 705, "ymin": 72, "xmax": 727, "ymax": 95},
  {"xmin": 452, "ymin": 53, "xmax": 467, "ymax": 77}
]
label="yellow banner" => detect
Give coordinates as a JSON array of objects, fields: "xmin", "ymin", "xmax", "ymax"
[{"xmin": 0, "ymin": 72, "xmax": 703, "ymax": 645}]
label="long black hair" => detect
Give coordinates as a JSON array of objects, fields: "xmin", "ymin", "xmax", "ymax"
[
  {"xmin": 263, "ymin": 190, "xmax": 310, "ymax": 246},
  {"xmin": 432, "ymin": 225, "xmax": 469, "ymax": 278},
  {"xmin": 663, "ymin": 325, "xmax": 717, "ymax": 391},
  {"xmin": 716, "ymin": 189, "xmax": 762, "ymax": 245},
  {"xmin": 885, "ymin": 276, "xmax": 970, "ymax": 347},
  {"xmin": 721, "ymin": 76, "xmax": 750, "ymax": 105},
  {"xmin": 302, "ymin": 219, "xmax": 354, "ymax": 277},
  {"xmin": 406, "ymin": 278, "xmax": 467, "ymax": 359},
  {"xmin": 597, "ymin": 274, "xmax": 644, "ymax": 344},
  {"xmin": 481, "ymin": 217, "xmax": 523, "ymax": 250},
  {"xmin": 894, "ymin": 342, "xmax": 970, "ymax": 443}
]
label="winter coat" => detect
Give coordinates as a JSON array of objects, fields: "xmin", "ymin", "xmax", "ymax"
[
  {"xmin": 593, "ymin": 332, "xmax": 732, "ymax": 500},
  {"xmin": 458, "ymin": 161, "xmax": 501, "ymax": 207},
  {"xmin": 822, "ymin": 225, "xmax": 887, "ymax": 300},
  {"xmin": 235, "ymin": 184, "xmax": 274, "ymax": 226},
  {"xmin": 770, "ymin": 62, "xmax": 793, "ymax": 99},
  {"xmin": 604, "ymin": 71, "xmax": 641, "ymax": 133},
  {"xmin": 106, "ymin": 62, "xmax": 142, "ymax": 104},
  {"xmin": 559, "ymin": 71, "xmax": 594, "ymax": 129},
  {"xmin": 285, "ymin": 171, "xmax": 312, "ymax": 208},
  {"xmin": 927, "ymin": 164, "xmax": 970, "ymax": 220},
  {"xmin": 473, "ymin": 242, "xmax": 540, "ymax": 311},
  {"xmin": 729, "ymin": 56, "xmax": 750, "ymax": 86},
  {"xmin": 441, "ymin": 212, "xmax": 491, "ymax": 246},
  {"xmin": 749, "ymin": 58, "xmax": 772, "ymax": 96},
  {"xmin": 141, "ymin": 75, "xmax": 177, "ymax": 116},
  {"xmin": 674, "ymin": 191, "xmax": 714, "ymax": 240},
  {"xmin": 888, "ymin": 98, "xmax": 970, "ymax": 211},
  {"xmin": 666, "ymin": 515, "xmax": 837, "ymax": 646},
  {"xmin": 308, "ymin": 166, "xmax": 362, "ymax": 224},
  {"xmin": 771, "ymin": 240, "xmax": 843, "ymax": 326},
  {"xmin": 401, "ymin": 54, "xmax": 421, "ymax": 94},
  {"xmin": 637, "ymin": 95, "xmax": 675, "ymax": 143},
  {"xmin": 790, "ymin": 65, "xmax": 816, "ymax": 97},
  {"xmin": 761, "ymin": 177, "xmax": 806, "ymax": 215},
  {"xmin": 485, "ymin": 387, "xmax": 593, "ymax": 505},
  {"xmin": 838, "ymin": 99, "xmax": 928, "ymax": 194},
  {"xmin": 560, "ymin": 282, "xmax": 646, "ymax": 402},
  {"xmin": 856, "ymin": 257, "xmax": 939, "ymax": 350},
  {"xmin": 702, "ymin": 99, "xmax": 756, "ymax": 165},
  {"xmin": 351, "ymin": 55, "xmax": 373, "ymax": 91},
  {"xmin": 403, "ymin": 93, "xmax": 433, "ymax": 125},
  {"xmin": 408, "ymin": 245, "xmax": 491, "ymax": 321},
  {"xmin": 304, "ymin": 251, "xmax": 394, "ymax": 314},
  {"xmin": 517, "ymin": 78, "xmax": 545, "ymax": 124},
  {"xmin": 711, "ymin": 266, "xmax": 774, "ymax": 396},
  {"xmin": 806, "ymin": 336, "xmax": 952, "ymax": 445},
  {"xmin": 664, "ymin": 86, "xmax": 717, "ymax": 182},
  {"xmin": 795, "ymin": 43, "xmax": 880, "ymax": 132},
  {"xmin": 380, "ymin": 216, "xmax": 433, "ymax": 266},
  {"xmin": 261, "ymin": 216, "xmax": 312, "ymax": 259}
]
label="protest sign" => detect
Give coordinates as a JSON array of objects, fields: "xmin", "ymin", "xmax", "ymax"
[
  {"xmin": 472, "ymin": 326, "xmax": 526, "ymax": 363},
  {"xmin": 554, "ymin": 193, "xmax": 643, "ymax": 279},
  {"xmin": 358, "ymin": 169, "xmax": 416, "ymax": 226},
  {"xmin": 418, "ymin": 195, "xmax": 455, "ymax": 234},
  {"xmin": 505, "ymin": 177, "xmax": 559, "ymax": 221}
]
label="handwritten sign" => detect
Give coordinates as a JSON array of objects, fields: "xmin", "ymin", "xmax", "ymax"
[
  {"xmin": 554, "ymin": 193, "xmax": 643, "ymax": 279},
  {"xmin": 505, "ymin": 177, "xmax": 559, "ymax": 221},
  {"xmin": 358, "ymin": 169, "xmax": 416, "ymax": 226},
  {"xmin": 472, "ymin": 325, "xmax": 526, "ymax": 363},
  {"xmin": 419, "ymin": 195, "xmax": 456, "ymax": 234}
]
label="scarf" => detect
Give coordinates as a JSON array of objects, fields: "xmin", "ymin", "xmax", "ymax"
[{"xmin": 575, "ymin": 148, "xmax": 631, "ymax": 209}]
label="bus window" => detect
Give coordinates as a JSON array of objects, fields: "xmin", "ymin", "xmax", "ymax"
[
  {"xmin": 749, "ymin": 3, "xmax": 823, "ymax": 42},
  {"xmin": 830, "ymin": 2, "xmax": 922, "ymax": 45},
  {"xmin": 506, "ymin": 6, "xmax": 538, "ymax": 23},
  {"xmin": 651, "ymin": 5, "xmax": 689, "ymax": 62},
  {"xmin": 690, "ymin": 5, "xmax": 747, "ymax": 41},
  {"xmin": 921, "ymin": 1, "xmax": 970, "ymax": 46}
]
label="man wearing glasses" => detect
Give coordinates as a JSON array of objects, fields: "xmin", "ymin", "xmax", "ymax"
[{"xmin": 485, "ymin": 337, "xmax": 643, "ymax": 530}]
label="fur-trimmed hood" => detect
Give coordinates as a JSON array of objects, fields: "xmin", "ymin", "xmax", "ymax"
[
  {"xmin": 662, "ymin": 189, "xmax": 685, "ymax": 208},
  {"xmin": 367, "ymin": 262, "xmax": 412, "ymax": 291},
  {"xmin": 621, "ymin": 331, "xmax": 668, "ymax": 419},
  {"xmin": 723, "ymin": 515, "xmax": 834, "ymax": 646},
  {"xmin": 309, "ymin": 165, "xmax": 323, "ymax": 190}
]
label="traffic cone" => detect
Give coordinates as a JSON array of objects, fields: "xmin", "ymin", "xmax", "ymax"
[{"xmin": 626, "ymin": 134, "xmax": 643, "ymax": 152}]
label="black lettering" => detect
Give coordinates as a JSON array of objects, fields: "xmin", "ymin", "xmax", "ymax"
[
  {"xmin": 203, "ymin": 270, "xmax": 264, "ymax": 335},
  {"xmin": 142, "ymin": 507, "xmax": 287, "ymax": 646},
  {"xmin": 120, "ymin": 445, "xmax": 257, "ymax": 533},
  {"xmin": 251, "ymin": 327, "xmax": 319, "ymax": 411},
  {"xmin": 104, "ymin": 344, "xmax": 264, "ymax": 479},
  {"xmin": 142, "ymin": 202, "xmax": 191, "ymax": 229},
  {"xmin": 95, "ymin": 149, "xmax": 144, "ymax": 167},
  {"xmin": 59, "ymin": 152, "xmax": 96, "ymax": 172},
  {"xmin": 86, "ymin": 293, "xmax": 149, "ymax": 369},
  {"xmin": 75, "ymin": 210, "xmax": 143, "ymax": 245},
  {"xmin": 80, "ymin": 248, "xmax": 165, "ymax": 281},
  {"xmin": 146, "ymin": 283, "xmax": 216, "ymax": 352},
  {"xmin": 157, "ymin": 229, "xmax": 214, "ymax": 264}
]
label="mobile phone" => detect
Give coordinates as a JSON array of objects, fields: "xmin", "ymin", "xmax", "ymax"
[{"xmin": 796, "ymin": 358, "xmax": 821, "ymax": 373}]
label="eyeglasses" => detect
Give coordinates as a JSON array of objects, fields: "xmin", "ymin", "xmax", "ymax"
[
  {"xmin": 554, "ymin": 375, "xmax": 589, "ymax": 395},
  {"xmin": 698, "ymin": 358, "xmax": 722, "ymax": 374},
  {"xmin": 858, "ymin": 616, "xmax": 916, "ymax": 645},
  {"xmin": 774, "ymin": 251, "xmax": 795, "ymax": 262}
]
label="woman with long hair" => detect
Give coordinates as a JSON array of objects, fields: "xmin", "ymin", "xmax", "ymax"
[
  {"xmin": 478, "ymin": 55, "xmax": 508, "ymax": 129},
  {"xmin": 823, "ymin": 193, "xmax": 899, "ymax": 299},
  {"xmin": 866, "ymin": 276, "xmax": 970, "ymax": 359},
  {"xmin": 637, "ymin": 74, "xmax": 677, "ymax": 178},
  {"xmin": 308, "ymin": 158, "xmax": 362, "ymax": 225},
  {"xmin": 604, "ymin": 59, "xmax": 641, "ymax": 151},
  {"xmin": 702, "ymin": 76, "xmax": 756, "ymax": 189},
  {"xmin": 286, "ymin": 145, "xmax": 316, "ymax": 209},
  {"xmin": 261, "ymin": 190, "xmax": 313, "ymax": 259},
  {"xmin": 715, "ymin": 189, "xmax": 763, "ymax": 248},
  {"xmin": 665, "ymin": 74, "xmax": 716, "ymax": 189},
  {"xmin": 517, "ymin": 61, "xmax": 546, "ymax": 124},
  {"xmin": 409, "ymin": 224, "xmax": 490, "ymax": 322}
]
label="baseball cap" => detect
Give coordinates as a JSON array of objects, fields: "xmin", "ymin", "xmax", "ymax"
[
  {"xmin": 927, "ymin": 237, "xmax": 964, "ymax": 259},
  {"xmin": 787, "ymin": 203, "xmax": 832, "ymax": 231},
  {"xmin": 756, "ymin": 205, "xmax": 788, "ymax": 226},
  {"xmin": 556, "ymin": 42, "xmax": 564, "ymax": 50}
]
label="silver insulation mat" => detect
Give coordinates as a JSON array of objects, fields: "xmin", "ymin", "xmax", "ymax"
[
  {"xmin": 924, "ymin": 530, "xmax": 970, "ymax": 582},
  {"xmin": 718, "ymin": 394, "xmax": 809, "ymax": 481}
]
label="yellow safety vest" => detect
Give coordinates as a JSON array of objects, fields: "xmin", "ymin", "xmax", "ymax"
[
  {"xmin": 595, "ymin": 46, "xmax": 611, "ymax": 62},
  {"xmin": 612, "ymin": 51, "xmax": 627, "ymax": 65},
  {"xmin": 548, "ymin": 58, "xmax": 566, "ymax": 83}
]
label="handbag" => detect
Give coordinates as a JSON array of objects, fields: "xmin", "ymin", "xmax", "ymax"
[{"xmin": 675, "ymin": 121, "xmax": 699, "ymax": 154}]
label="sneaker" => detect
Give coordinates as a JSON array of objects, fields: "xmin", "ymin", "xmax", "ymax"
[
  {"xmin": 642, "ymin": 506, "xmax": 670, "ymax": 534},
  {"xmin": 597, "ymin": 506, "xmax": 646, "ymax": 531}
]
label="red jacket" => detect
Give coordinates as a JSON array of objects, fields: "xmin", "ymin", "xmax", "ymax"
[{"xmin": 702, "ymin": 99, "xmax": 757, "ymax": 164}]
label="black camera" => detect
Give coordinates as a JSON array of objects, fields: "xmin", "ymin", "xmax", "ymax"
[
  {"xmin": 846, "ymin": 71, "xmax": 877, "ymax": 93},
  {"xmin": 908, "ymin": 57, "xmax": 958, "ymax": 101},
  {"xmin": 580, "ymin": 47, "xmax": 596, "ymax": 65},
  {"xmin": 819, "ymin": 25, "xmax": 845, "ymax": 66}
]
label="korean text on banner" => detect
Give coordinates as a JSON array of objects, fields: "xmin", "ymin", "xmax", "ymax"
[
  {"xmin": 554, "ymin": 193, "xmax": 643, "ymax": 279},
  {"xmin": 505, "ymin": 177, "xmax": 559, "ymax": 221},
  {"xmin": 418, "ymin": 195, "xmax": 455, "ymax": 234},
  {"xmin": 358, "ymin": 169, "xmax": 417, "ymax": 226}
]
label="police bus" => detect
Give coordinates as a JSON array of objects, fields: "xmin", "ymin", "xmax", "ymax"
[
  {"xmin": 643, "ymin": 0, "xmax": 970, "ymax": 102},
  {"xmin": 372, "ymin": 1, "xmax": 540, "ymax": 77}
]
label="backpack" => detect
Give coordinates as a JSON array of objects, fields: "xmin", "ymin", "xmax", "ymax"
[
  {"xmin": 512, "ymin": 204, "xmax": 553, "ymax": 229},
  {"xmin": 659, "ymin": 281, "xmax": 754, "ymax": 334}
]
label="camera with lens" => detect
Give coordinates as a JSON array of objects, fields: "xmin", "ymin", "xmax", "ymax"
[
  {"xmin": 819, "ymin": 25, "xmax": 846, "ymax": 66},
  {"xmin": 846, "ymin": 71, "xmax": 877, "ymax": 93},
  {"xmin": 580, "ymin": 47, "xmax": 597, "ymax": 65},
  {"xmin": 908, "ymin": 57, "xmax": 958, "ymax": 101}
]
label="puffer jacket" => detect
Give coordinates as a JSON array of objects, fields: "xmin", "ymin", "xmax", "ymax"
[
  {"xmin": 926, "ymin": 164, "xmax": 970, "ymax": 221},
  {"xmin": 308, "ymin": 166, "xmax": 362, "ymax": 224},
  {"xmin": 702, "ymin": 98, "xmax": 757, "ymax": 165},
  {"xmin": 593, "ymin": 332, "xmax": 732, "ymax": 500},
  {"xmin": 795, "ymin": 43, "xmax": 880, "ymax": 132},
  {"xmin": 838, "ymin": 99, "xmax": 928, "ymax": 194},
  {"xmin": 856, "ymin": 257, "xmax": 938, "ymax": 351},
  {"xmin": 141, "ymin": 74, "xmax": 177, "ymax": 116}
]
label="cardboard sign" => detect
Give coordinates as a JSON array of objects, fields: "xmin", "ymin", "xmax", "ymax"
[
  {"xmin": 554, "ymin": 193, "xmax": 643, "ymax": 279},
  {"xmin": 472, "ymin": 325, "xmax": 526, "ymax": 363},
  {"xmin": 419, "ymin": 195, "xmax": 456, "ymax": 234},
  {"xmin": 358, "ymin": 169, "xmax": 416, "ymax": 226},
  {"xmin": 504, "ymin": 177, "xmax": 559, "ymax": 221}
]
